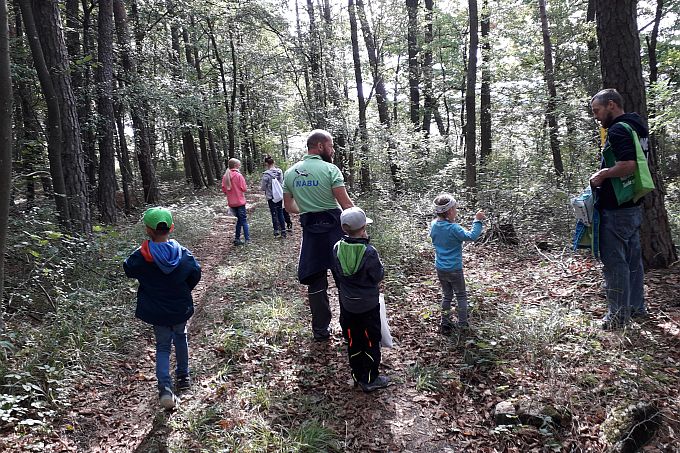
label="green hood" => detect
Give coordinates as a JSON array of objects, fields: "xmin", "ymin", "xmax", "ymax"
[{"xmin": 337, "ymin": 241, "xmax": 366, "ymax": 276}]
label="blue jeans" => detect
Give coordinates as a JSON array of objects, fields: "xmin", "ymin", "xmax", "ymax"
[
  {"xmin": 267, "ymin": 199, "xmax": 287, "ymax": 235},
  {"xmin": 153, "ymin": 323, "xmax": 189, "ymax": 390},
  {"xmin": 599, "ymin": 206, "xmax": 645, "ymax": 323},
  {"xmin": 436, "ymin": 269, "xmax": 468, "ymax": 326},
  {"xmin": 231, "ymin": 205, "xmax": 250, "ymax": 241}
]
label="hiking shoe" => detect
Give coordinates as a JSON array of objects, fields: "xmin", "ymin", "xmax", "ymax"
[
  {"xmin": 359, "ymin": 375, "xmax": 390, "ymax": 393},
  {"xmin": 176, "ymin": 375, "xmax": 191, "ymax": 391},
  {"xmin": 313, "ymin": 334, "xmax": 331, "ymax": 342},
  {"xmin": 159, "ymin": 386, "xmax": 178, "ymax": 410},
  {"xmin": 440, "ymin": 324, "xmax": 453, "ymax": 336}
]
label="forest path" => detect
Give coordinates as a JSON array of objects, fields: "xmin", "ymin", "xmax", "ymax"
[{"xmin": 37, "ymin": 194, "xmax": 680, "ymax": 451}]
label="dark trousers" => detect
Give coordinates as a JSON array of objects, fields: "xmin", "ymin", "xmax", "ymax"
[
  {"xmin": 340, "ymin": 304, "xmax": 382, "ymax": 384},
  {"xmin": 267, "ymin": 199, "xmax": 287, "ymax": 235},
  {"xmin": 307, "ymin": 271, "xmax": 332, "ymax": 339},
  {"xmin": 283, "ymin": 208, "xmax": 292, "ymax": 228}
]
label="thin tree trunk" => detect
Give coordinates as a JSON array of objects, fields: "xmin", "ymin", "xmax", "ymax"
[
  {"xmin": 356, "ymin": 0, "xmax": 399, "ymax": 188},
  {"xmin": 18, "ymin": 0, "xmax": 70, "ymax": 227},
  {"xmin": 295, "ymin": 0, "xmax": 314, "ymax": 126},
  {"xmin": 406, "ymin": 0, "xmax": 420, "ymax": 129},
  {"xmin": 538, "ymin": 0, "xmax": 563, "ymax": 176},
  {"xmin": 114, "ymin": 99, "xmax": 132, "ymax": 212},
  {"xmin": 421, "ymin": 0, "xmax": 435, "ymax": 141},
  {"xmin": 465, "ymin": 0, "xmax": 478, "ymax": 189},
  {"xmin": 34, "ymin": 0, "xmax": 91, "ymax": 231},
  {"xmin": 596, "ymin": 0, "xmax": 676, "ymax": 269},
  {"xmin": 95, "ymin": 0, "xmax": 117, "ymax": 222},
  {"xmin": 206, "ymin": 19, "xmax": 235, "ymax": 158},
  {"xmin": 306, "ymin": 0, "xmax": 325, "ymax": 128},
  {"xmin": 113, "ymin": 0, "xmax": 158, "ymax": 203},
  {"xmin": 0, "ymin": 0, "xmax": 12, "ymax": 330},
  {"xmin": 479, "ymin": 0, "xmax": 491, "ymax": 163},
  {"xmin": 349, "ymin": 0, "xmax": 370, "ymax": 190}
]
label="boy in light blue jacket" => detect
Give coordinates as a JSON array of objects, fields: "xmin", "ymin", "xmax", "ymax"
[{"xmin": 429, "ymin": 194, "xmax": 485, "ymax": 334}]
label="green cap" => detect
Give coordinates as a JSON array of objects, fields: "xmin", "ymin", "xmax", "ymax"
[{"xmin": 143, "ymin": 207, "xmax": 173, "ymax": 231}]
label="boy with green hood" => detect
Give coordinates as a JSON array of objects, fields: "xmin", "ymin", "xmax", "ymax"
[{"xmin": 331, "ymin": 207, "xmax": 389, "ymax": 393}]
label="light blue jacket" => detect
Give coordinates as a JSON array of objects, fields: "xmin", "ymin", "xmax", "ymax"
[{"xmin": 429, "ymin": 219, "xmax": 483, "ymax": 270}]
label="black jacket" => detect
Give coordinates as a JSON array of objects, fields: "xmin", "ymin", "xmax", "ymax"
[
  {"xmin": 124, "ymin": 242, "xmax": 201, "ymax": 326},
  {"xmin": 331, "ymin": 236, "xmax": 384, "ymax": 314},
  {"xmin": 598, "ymin": 112, "xmax": 649, "ymax": 210}
]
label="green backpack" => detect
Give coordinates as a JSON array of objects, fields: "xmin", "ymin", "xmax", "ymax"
[{"xmin": 602, "ymin": 122, "xmax": 655, "ymax": 205}]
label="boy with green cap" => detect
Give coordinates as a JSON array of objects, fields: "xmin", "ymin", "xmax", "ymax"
[
  {"xmin": 123, "ymin": 207, "xmax": 202, "ymax": 409},
  {"xmin": 331, "ymin": 207, "xmax": 390, "ymax": 393}
]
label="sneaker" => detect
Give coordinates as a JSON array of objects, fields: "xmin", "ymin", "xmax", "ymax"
[
  {"xmin": 159, "ymin": 386, "xmax": 178, "ymax": 409},
  {"xmin": 176, "ymin": 375, "xmax": 191, "ymax": 391},
  {"xmin": 313, "ymin": 334, "xmax": 331, "ymax": 342},
  {"xmin": 274, "ymin": 231, "xmax": 280, "ymax": 237},
  {"xmin": 233, "ymin": 239, "xmax": 244, "ymax": 246},
  {"xmin": 359, "ymin": 375, "xmax": 390, "ymax": 393},
  {"xmin": 286, "ymin": 223, "xmax": 293, "ymax": 231},
  {"xmin": 440, "ymin": 324, "xmax": 453, "ymax": 336}
]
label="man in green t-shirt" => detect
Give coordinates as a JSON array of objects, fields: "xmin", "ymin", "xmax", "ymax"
[{"xmin": 283, "ymin": 129, "xmax": 354, "ymax": 341}]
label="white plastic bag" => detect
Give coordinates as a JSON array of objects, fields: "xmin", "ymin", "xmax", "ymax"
[
  {"xmin": 379, "ymin": 294, "xmax": 393, "ymax": 348},
  {"xmin": 571, "ymin": 187, "xmax": 594, "ymax": 226},
  {"xmin": 271, "ymin": 177, "xmax": 284, "ymax": 203}
]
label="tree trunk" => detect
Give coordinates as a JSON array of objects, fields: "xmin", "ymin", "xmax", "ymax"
[
  {"xmin": 13, "ymin": 2, "xmax": 39, "ymax": 205},
  {"xmin": 538, "ymin": 0, "xmax": 563, "ymax": 176},
  {"xmin": 595, "ymin": 0, "xmax": 677, "ymax": 269},
  {"xmin": 18, "ymin": 0, "xmax": 70, "ymax": 227},
  {"xmin": 465, "ymin": 0, "xmax": 478, "ymax": 189},
  {"xmin": 349, "ymin": 0, "xmax": 370, "ymax": 190},
  {"xmin": 95, "ymin": 0, "xmax": 117, "ymax": 222},
  {"xmin": 113, "ymin": 0, "xmax": 159, "ymax": 203},
  {"xmin": 207, "ymin": 128, "xmax": 222, "ymax": 177},
  {"xmin": 406, "ymin": 0, "xmax": 420, "ymax": 129},
  {"xmin": 421, "ymin": 0, "xmax": 434, "ymax": 139},
  {"xmin": 114, "ymin": 99, "xmax": 132, "ymax": 212},
  {"xmin": 206, "ymin": 19, "xmax": 236, "ymax": 159},
  {"xmin": 356, "ymin": 0, "xmax": 399, "ymax": 188},
  {"xmin": 295, "ymin": 0, "xmax": 314, "ymax": 126},
  {"xmin": 306, "ymin": 0, "xmax": 325, "ymax": 128},
  {"xmin": 479, "ymin": 0, "xmax": 491, "ymax": 163},
  {"xmin": 0, "ymin": 0, "xmax": 12, "ymax": 330},
  {"xmin": 34, "ymin": 0, "xmax": 91, "ymax": 231}
]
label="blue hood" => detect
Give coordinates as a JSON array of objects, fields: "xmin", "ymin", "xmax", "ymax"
[{"xmin": 148, "ymin": 239, "xmax": 182, "ymax": 274}]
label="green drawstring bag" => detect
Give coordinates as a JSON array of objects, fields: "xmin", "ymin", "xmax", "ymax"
[{"xmin": 602, "ymin": 122, "xmax": 655, "ymax": 205}]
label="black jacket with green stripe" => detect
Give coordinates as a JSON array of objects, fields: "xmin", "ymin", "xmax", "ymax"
[{"xmin": 331, "ymin": 236, "xmax": 384, "ymax": 314}]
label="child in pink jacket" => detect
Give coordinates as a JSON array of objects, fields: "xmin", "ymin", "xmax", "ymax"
[{"xmin": 222, "ymin": 158, "xmax": 249, "ymax": 245}]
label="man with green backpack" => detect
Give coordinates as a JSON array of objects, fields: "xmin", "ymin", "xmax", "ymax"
[{"xmin": 589, "ymin": 88, "xmax": 654, "ymax": 330}]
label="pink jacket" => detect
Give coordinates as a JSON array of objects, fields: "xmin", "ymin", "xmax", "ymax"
[{"xmin": 222, "ymin": 169, "xmax": 247, "ymax": 207}]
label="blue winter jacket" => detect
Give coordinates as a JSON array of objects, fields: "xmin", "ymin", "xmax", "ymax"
[{"xmin": 123, "ymin": 239, "xmax": 201, "ymax": 326}]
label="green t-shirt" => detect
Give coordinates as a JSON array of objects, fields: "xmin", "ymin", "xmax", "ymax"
[{"xmin": 283, "ymin": 154, "xmax": 344, "ymax": 214}]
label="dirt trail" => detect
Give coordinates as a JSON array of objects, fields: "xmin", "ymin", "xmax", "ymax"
[{"xmin": 9, "ymin": 194, "xmax": 679, "ymax": 452}]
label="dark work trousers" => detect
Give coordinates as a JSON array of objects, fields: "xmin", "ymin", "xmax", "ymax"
[
  {"xmin": 339, "ymin": 304, "xmax": 382, "ymax": 384},
  {"xmin": 283, "ymin": 208, "xmax": 292, "ymax": 228},
  {"xmin": 307, "ymin": 270, "xmax": 332, "ymax": 339}
]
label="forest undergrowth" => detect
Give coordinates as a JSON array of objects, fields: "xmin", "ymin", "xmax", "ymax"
[{"xmin": 1, "ymin": 188, "xmax": 679, "ymax": 452}]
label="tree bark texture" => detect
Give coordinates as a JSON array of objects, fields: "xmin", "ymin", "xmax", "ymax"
[
  {"xmin": 465, "ymin": 0, "xmax": 479, "ymax": 189},
  {"xmin": 206, "ymin": 19, "xmax": 235, "ymax": 159},
  {"xmin": 34, "ymin": 0, "xmax": 91, "ymax": 231},
  {"xmin": 113, "ymin": 0, "xmax": 159, "ymax": 203},
  {"xmin": 0, "ymin": 0, "xmax": 12, "ymax": 327},
  {"xmin": 538, "ymin": 0, "xmax": 563, "ymax": 176},
  {"xmin": 595, "ymin": 0, "xmax": 677, "ymax": 268},
  {"xmin": 95, "ymin": 0, "xmax": 117, "ymax": 222},
  {"xmin": 18, "ymin": 0, "xmax": 70, "ymax": 227}
]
